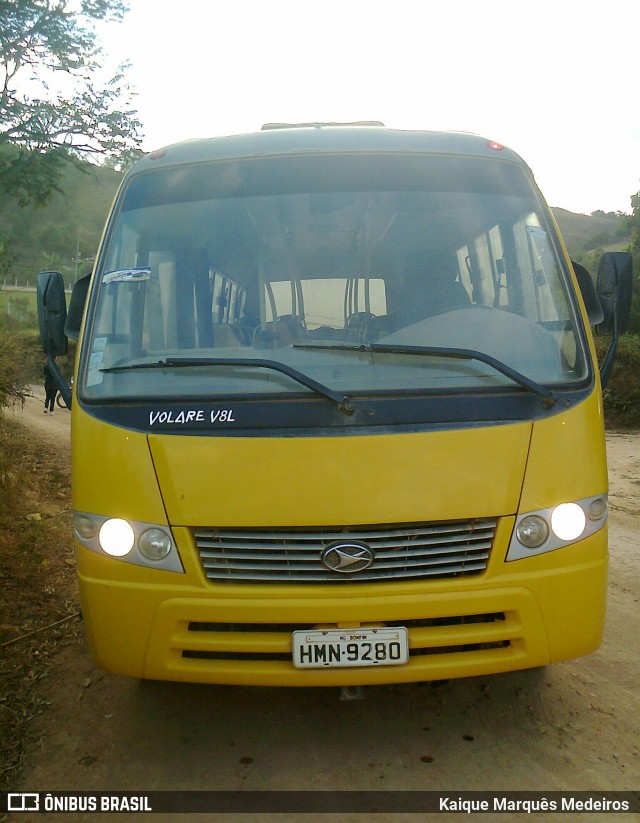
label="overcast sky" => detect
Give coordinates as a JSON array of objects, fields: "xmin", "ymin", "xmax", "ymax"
[{"xmin": 97, "ymin": 0, "xmax": 639, "ymax": 215}]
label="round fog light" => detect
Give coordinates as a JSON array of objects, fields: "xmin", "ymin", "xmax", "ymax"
[
  {"xmin": 551, "ymin": 503, "xmax": 586, "ymax": 541},
  {"xmin": 99, "ymin": 518, "xmax": 135, "ymax": 557},
  {"xmin": 139, "ymin": 528, "xmax": 172, "ymax": 561},
  {"xmin": 516, "ymin": 515, "xmax": 549, "ymax": 549}
]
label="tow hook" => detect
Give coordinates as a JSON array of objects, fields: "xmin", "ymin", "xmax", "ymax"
[{"xmin": 339, "ymin": 685, "xmax": 365, "ymax": 701}]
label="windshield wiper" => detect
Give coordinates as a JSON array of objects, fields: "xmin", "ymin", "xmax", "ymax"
[
  {"xmin": 100, "ymin": 356, "xmax": 355, "ymax": 416},
  {"xmin": 294, "ymin": 342, "xmax": 556, "ymax": 407}
]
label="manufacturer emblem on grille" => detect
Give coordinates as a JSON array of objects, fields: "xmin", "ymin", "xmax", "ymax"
[{"xmin": 321, "ymin": 542, "xmax": 374, "ymax": 574}]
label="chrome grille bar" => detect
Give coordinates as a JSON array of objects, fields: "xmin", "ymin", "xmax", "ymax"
[{"xmin": 194, "ymin": 519, "xmax": 496, "ymax": 583}]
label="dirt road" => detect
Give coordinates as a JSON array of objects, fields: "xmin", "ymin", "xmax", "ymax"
[
  {"xmin": 11, "ymin": 390, "xmax": 72, "ymax": 446},
  {"xmin": 8, "ymin": 391, "xmax": 640, "ymax": 821}
]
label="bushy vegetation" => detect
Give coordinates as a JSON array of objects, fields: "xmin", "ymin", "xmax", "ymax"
[
  {"xmin": 601, "ymin": 334, "xmax": 640, "ymax": 428},
  {"xmin": 0, "ymin": 323, "xmax": 40, "ymax": 409}
]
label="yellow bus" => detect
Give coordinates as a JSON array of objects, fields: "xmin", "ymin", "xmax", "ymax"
[{"xmin": 38, "ymin": 124, "xmax": 632, "ymax": 689}]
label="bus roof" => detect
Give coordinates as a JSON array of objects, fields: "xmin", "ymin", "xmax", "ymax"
[{"xmin": 132, "ymin": 124, "xmax": 529, "ymax": 176}]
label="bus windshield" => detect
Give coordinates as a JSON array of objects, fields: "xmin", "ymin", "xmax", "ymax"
[{"xmin": 82, "ymin": 153, "xmax": 588, "ymax": 401}]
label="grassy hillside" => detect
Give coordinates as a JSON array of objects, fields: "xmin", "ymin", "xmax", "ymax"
[
  {"xmin": 0, "ymin": 289, "xmax": 38, "ymax": 331},
  {"xmin": 1, "ymin": 162, "xmax": 122, "ymax": 285},
  {"xmin": 552, "ymin": 208, "xmax": 630, "ymax": 259}
]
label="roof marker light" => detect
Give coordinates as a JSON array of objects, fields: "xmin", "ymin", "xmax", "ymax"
[{"xmin": 488, "ymin": 141, "xmax": 504, "ymax": 151}]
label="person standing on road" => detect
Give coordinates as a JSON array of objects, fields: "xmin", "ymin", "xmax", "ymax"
[{"xmin": 43, "ymin": 362, "xmax": 57, "ymax": 415}]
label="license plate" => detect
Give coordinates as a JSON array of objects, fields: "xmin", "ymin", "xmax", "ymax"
[{"xmin": 292, "ymin": 627, "xmax": 409, "ymax": 669}]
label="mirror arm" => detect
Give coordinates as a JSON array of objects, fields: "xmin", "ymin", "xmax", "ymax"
[{"xmin": 46, "ymin": 353, "xmax": 72, "ymax": 409}]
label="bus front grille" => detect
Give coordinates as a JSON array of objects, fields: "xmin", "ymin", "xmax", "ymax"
[{"xmin": 193, "ymin": 519, "xmax": 496, "ymax": 583}]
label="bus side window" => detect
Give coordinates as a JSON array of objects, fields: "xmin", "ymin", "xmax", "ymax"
[
  {"xmin": 468, "ymin": 226, "xmax": 510, "ymax": 309},
  {"xmin": 145, "ymin": 251, "xmax": 178, "ymax": 351},
  {"xmin": 462, "ymin": 223, "xmax": 526, "ymax": 315},
  {"xmin": 210, "ymin": 270, "xmax": 249, "ymax": 347}
]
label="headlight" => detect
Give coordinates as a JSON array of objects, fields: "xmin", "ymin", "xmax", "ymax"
[
  {"xmin": 588, "ymin": 497, "xmax": 608, "ymax": 521},
  {"xmin": 507, "ymin": 495, "xmax": 607, "ymax": 561},
  {"xmin": 139, "ymin": 528, "xmax": 172, "ymax": 561},
  {"xmin": 99, "ymin": 518, "xmax": 135, "ymax": 557},
  {"xmin": 515, "ymin": 515, "xmax": 549, "ymax": 549},
  {"xmin": 73, "ymin": 514, "xmax": 97, "ymax": 540},
  {"xmin": 72, "ymin": 512, "xmax": 183, "ymax": 573},
  {"xmin": 550, "ymin": 503, "xmax": 586, "ymax": 541}
]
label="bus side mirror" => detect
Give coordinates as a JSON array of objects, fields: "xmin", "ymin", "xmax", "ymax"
[
  {"xmin": 37, "ymin": 271, "xmax": 68, "ymax": 356},
  {"xmin": 36, "ymin": 271, "xmax": 72, "ymax": 408},
  {"xmin": 572, "ymin": 261, "xmax": 603, "ymax": 326},
  {"xmin": 596, "ymin": 252, "xmax": 633, "ymax": 336},
  {"xmin": 595, "ymin": 252, "xmax": 634, "ymax": 387},
  {"xmin": 65, "ymin": 273, "xmax": 92, "ymax": 340}
]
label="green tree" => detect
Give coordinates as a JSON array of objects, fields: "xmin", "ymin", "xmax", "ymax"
[{"xmin": 0, "ymin": 0, "xmax": 141, "ymax": 207}]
